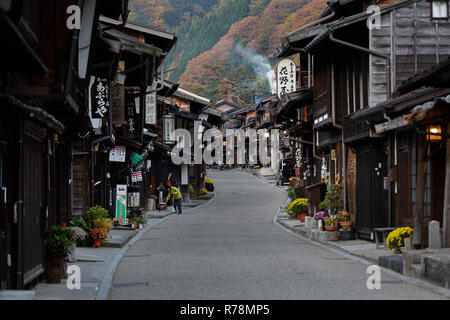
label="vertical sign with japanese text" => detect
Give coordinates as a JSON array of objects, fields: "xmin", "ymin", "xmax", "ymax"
[
  {"xmin": 276, "ymin": 59, "xmax": 297, "ymax": 99},
  {"xmin": 145, "ymin": 89, "xmax": 157, "ymax": 125},
  {"xmin": 114, "ymin": 185, "xmax": 128, "ymax": 225},
  {"xmin": 163, "ymin": 114, "xmax": 175, "ymax": 144},
  {"xmin": 91, "ymin": 78, "xmax": 110, "ymax": 119},
  {"xmin": 125, "ymin": 87, "xmax": 141, "ymax": 139},
  {"xmin": 111, "ymin": 81, "xmax": 126, "ymax": 124}
]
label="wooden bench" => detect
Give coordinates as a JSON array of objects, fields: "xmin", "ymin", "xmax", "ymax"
[{"xmin": 373, "ymin": 227, "xmax": 396, "ymax": 249}]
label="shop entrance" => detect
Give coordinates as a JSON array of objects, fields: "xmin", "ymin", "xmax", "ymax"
[{"xmin": 356, "ymin": 143, "xmax": 389, "ymax": 240}]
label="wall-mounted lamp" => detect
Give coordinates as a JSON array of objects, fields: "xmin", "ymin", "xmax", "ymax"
[
  {"xmin": 426, "ymin": 124, "xmax": 442, "ymax": 142},
  {"xmin": 147, "ymin": 141, "xmax": 155, "ymax": 153}
]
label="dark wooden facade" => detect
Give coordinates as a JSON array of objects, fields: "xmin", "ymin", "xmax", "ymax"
[
  {"xmin": 278, "ymin": 0, "xmax": 450, "ymax": 243},
  {"xmin": 0, "ymin": 0, "xmax": 128, "ymax": 289}
]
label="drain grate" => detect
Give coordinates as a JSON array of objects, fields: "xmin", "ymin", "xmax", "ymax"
[
  {"xmin": 296, "ymin": 272, "xmax": 311, "ymax": 275},
  {"xmin": 123, "ymin": 254, "xmax": 151, "ymax": 258},
  {"xmin": 112, "ymin": 282, "xmax": 148, "ymax": 288},
  {"xmin": 381, "ymin": 280, "xmax": 403, "ymax": 284},
  {"xmin": 321, "ymin": 257, "xmax": 349, "ymax": 261}
]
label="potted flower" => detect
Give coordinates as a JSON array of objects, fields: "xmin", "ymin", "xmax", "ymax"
[
  {"xmin": 286, "ymin": 198, "xmax": 309, "ymax": 222},
  {"xmin": 67, "ymin": 226, "xmax": 87, "ymax": 262},
  {"xmin": 325, "ymin": 217, "xmax": 338, "ymax": 231},
  {"xmin": 70, "ymin": 216, "xmax": 91, "ymax": 246},
  {"xmin": 313, "ymin": 211, "xmax": 327, "ymax": 222},
  {"xmin": 44, "ymin": 225, "xmax": 75, "ymax": 283},
  {"xmin": 205, "ymin": 177, "xmax": 214, "ymax": 191},
  {"xmin": 91, "ymin": 228, "xmax": 108, "ymax": 248},
  {"xmin": 287, "ymin": 182, "xmax": 304, "ymax": 201},
  {"xmin": 338, "ymin": 211, "xmax": 353, "ymax": 229},
  {"xmin": 83, "ymin": 205, "xmax": 109, "ymax": 229},
  {"xmin": 386, "ymin": 227, "xmax": 413, "ymax": 253}
]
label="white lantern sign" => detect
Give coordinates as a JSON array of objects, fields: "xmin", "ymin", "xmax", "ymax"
[{"xmin": 276, "ymin": 58, "xmax": 297, "ymax": 99}]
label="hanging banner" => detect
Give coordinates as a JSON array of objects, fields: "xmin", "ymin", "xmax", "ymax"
[
  {"xmin": 276, "ymin": 58, "xmax": 297, "ymax": 99},
  {"xmin": 125, "ymin": 87, "xmax": 141, "ymax": 139},
  {"xmin": 114, "ymin": 185, "xmax": 128, "ymax": 224},
  {"xmin": 145, "ymin": 89, "xmax": 157, "ymax": 125},
  {"xmin": 109, "ymin": 146, "xmax": 126, "ymax": 163},
  {"xmin": 163, "ymin": 114, "xmax": 176, "ymax": 144}
]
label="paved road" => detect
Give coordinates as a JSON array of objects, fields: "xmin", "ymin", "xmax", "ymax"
[{"xmin": 110, "ymin": 170, "xmax": 446, "ymax": 300}]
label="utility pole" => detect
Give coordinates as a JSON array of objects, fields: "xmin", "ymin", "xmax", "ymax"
[
  {"xmin": 413, "ymin": 134, "xmax": 427, "ymax": 248},
  {"xmin": 443, "ymin": 122, "xmax": 450, "ymax": 247}
]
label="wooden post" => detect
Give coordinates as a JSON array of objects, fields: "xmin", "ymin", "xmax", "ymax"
[
  {"xmin": 413, "ymin": 134, "xmax": 427, "ymax": 248},
  {"xmin": 443, "ymin": 122, "xmax": 450, "ymax": 247}
]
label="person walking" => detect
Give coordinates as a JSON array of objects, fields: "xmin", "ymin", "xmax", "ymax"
[{"xmin": 166, "ymin": 184, "xmax": 183, "ymax": 214}]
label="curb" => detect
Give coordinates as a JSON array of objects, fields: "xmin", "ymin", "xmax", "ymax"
[
  {"xmin": 273, "ymin": 206, "xmax": 450, "ymax": 298},
  {"xmin": 95, "ymin": 190, "xmax": 217, "ymax": 300}
]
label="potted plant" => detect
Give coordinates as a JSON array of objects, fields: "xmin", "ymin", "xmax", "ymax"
[
  {"xmin": 338, "ymin": 211, "xmax": 353, "ymax": 229},
  {"xmin": 319, "ymin": 184, "xmax": 344, "ymax": 216},
  {"xmin": 67, "ymin": 226, "xmax": 87, "ymax": 262},
  {"xmin": 92, "ymin": 217, "xmax": 113, "ymax": 232},
  {"xmin": 313, "ymin": 211, "xmax": 328, "ymax": 222},
  {"xmin": 287, "ymin": 182, "xmax": 304, "ymax": 201},
  {"xmin": 44, "ymin": 225, "xmax": 75, "ymax": 283},
  {"xmin": 83, "ymin": 205, "xmax": 109, "ymax": 228},
  {"xmin": 325, "ymin": 217, "xmax": 338, "ymax": 231},
  {"xmin": 134, "ymin": 217, "xmax": 146, "ymax": 229},
  {"xmin": 91, "ymin": 228, "xmax": 108, "ymax": 248},
  {"xmin": 286, "ymin": 198, "xmax": 309, "ymax": 222},
  {"xmin": 386, "ymin": 227, "xmax": 413, "ymax": 253},
  {"xmin": 205, "ymin": 177, "xmax": 214, "ymax": 191}
]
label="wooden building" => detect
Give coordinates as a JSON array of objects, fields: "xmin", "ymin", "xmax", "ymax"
[
  {"xmin": 277, "ymin": 0, "xmax": 450, "ymax": 243},
  {"xmin": 0, "ymin": 0, "xmax": 128, "ymax": 289}
]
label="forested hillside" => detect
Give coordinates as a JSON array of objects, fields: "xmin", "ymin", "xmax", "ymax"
[{"xmin": 128, "ymin": 0, "xmax": 328, "ymax": 105}]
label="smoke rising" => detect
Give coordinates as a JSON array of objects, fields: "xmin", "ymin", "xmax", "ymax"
[{"xmin": 234, "ymin": 43, "xmax": 276, "ymax": 94}]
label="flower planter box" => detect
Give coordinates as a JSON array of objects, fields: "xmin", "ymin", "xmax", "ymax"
[{"xmin": 339, "ymin": 221, "xmax": 353, "ymax": 230}]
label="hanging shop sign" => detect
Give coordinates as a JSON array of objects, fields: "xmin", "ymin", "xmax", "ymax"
[
  {"xmin": 125, "ymin": 87, "xmax": 142, "ymax": 139},
  {"xmin": 163, "ymin": 114, "xmax": 176, "ymax": 144},
  {"xmin": 91, "ymin": 78, "xmax": 110, "ymax": 119},
  {"xmin": 114, "ymin": 185, "xmax": 128, "ymax": 225},
  {"xmin": 111, "ymin": 81, "xmax": 126, "ymax": 125},
  {"xmin": 128, "ymin": 192, "xmax": 140, "ymax": 208},
  {"xmin": 131, "ymin": 171, "xmax": 143, "ymax": 183},
  {"xmin": 145, "ymin": 89, "xmax": 157, "ymax": 125},
  {"xmin": 109, "ymin": 146, "xmax": 126, "ymax": 162},
  {"xmin": 276, "ymin": 58, "xmax": 297, "ymax": 99}
]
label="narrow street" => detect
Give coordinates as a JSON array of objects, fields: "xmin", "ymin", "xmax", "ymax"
[{"xmin": 109, "ymin": 170, "xmax": 445, "ymax": 300}]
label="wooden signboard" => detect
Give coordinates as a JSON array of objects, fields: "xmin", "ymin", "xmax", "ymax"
[
  {"xmin": 125, "ymin": 87, "xmax": 142, "ymax": 139},
  {"xmin": 346, "ymin": 147, "xmax": 357, "ymax": 222},
  {"xmin": 111, "ymin": 81, "xmax": 126, "ymax": 124}
]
